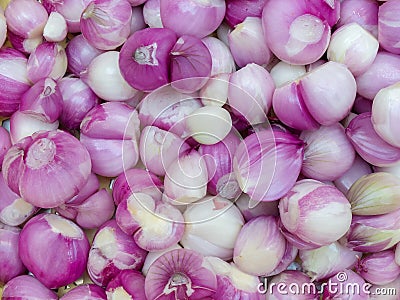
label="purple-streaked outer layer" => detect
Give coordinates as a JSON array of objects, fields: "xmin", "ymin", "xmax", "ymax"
[
  {"xmin": 233, "ymin": 129, "xmax": 304, "ymax": 202},
  {"xmin": 0, "ymin": 224, "xmax": 26, "ymax": 284},
  {"xmin": 198, "ymin": 131, "xmax": 241, "ymax": 197},
  {"xmin": 356, "ymin": 250, "xmax": 400, "ymax": 285},
  {"xmin": 205, "ymin": 256, "xmax": 264, "ymax": 300},
  {"xmin": 145, "ymin": 249, "xmax": 217, "ymax": 300},
  {"xmin": 160, "ymin": 0, "xmax": 226, "ymax": 38},
  {"xmin": 58, "ymin": 189, "xmax": 115, "ymax": 229},
  {"xmin": 58, "ymin": 77, "xmax": 99, "ymax": 130},
  {"xmin": 26, "ymin": 42, "xmax": 67, "ymax": 83},
  {"xmin": 265, "ymin": 270, "xmax": 318, "ymax": 300},
  {"xmin": 19, "ymin": 77, "xmax": 63, "ymax": 123},
  {"xmin": 299, "ymin": 241, "xmax": 360, "ymax": 281},
  {"xmin": 60, "ymin": 284, "xmax": 106, "ymax": 299},
  {"xmin": 80, "ymin": 102, "xmax": 140, "ymax": 177},
  {"xmin": 18, "ymin": 213, "xmax": 90, "ymax": 289},
  {"xmin": 378, "ymin": 0, "xmax": 400, "ymax": 55},
  {"xmin": 224, "ymin": 0, "xmax": 267, "ymax": 27},
  {"xmin": 262, "ymin": 0, "xmax": 339, "ymax": 65},
  {"xmin": 356, "ymin": 51, "xmax": 400, "ymax": 100},
  {"xmin": 116, "ymin": 192, "xmax": 185, "ymax": 251},
  {"xmin": 2, "ymin": 275, "xmax": 58, "ymax": 300},
  {"xmin": 233, "ymin": 216, "xmax": 286, "ymax": 276},
  {"xmin": 106, "ymin": 270, "xmax": 146, "ymax": 299},
  {"xmin": 0, "ymin": 127, "xmax": 11, "ymax": 167},
  {"xmin": 279, "ymin": 179, "xmax": 352, "ymax": 248},
  {"xmin": 322, "ymin": 269, "xmax": 369, "ymax": 300},
  {"xmin": 65, "ymin": 34, "xmax": 105, "ymax": 76},
  {"xmin": 87, "ymin": 220, "xmax": 147, "ymax": 287},
  {"xmin": 170, "ymin": 35, "xmax": 212, "ymax": 93},
  {"xmin": 139, "ymin": 84, "xmax": 202, "ymax": 138},
  {"xmin": 0, "ymin": 48, "xmax": 30, "ymax": 117},
  {"xmin": 2, "ymin": 130, "xmax": 92, "ymax": 208},
  {"xmin": 4, "ymin": 0, "xmax": 48, "ymax": 38},
  {"xmin": 228, "ymin": 63, "xmax": 274, "ymax": 125},
  {"xmin": 300, "ymin": 123, "xmax": 355, "ymax": 181},
  {"xmin": 346, "ymin": 112, "xmax": 400, "ymax": 167},
  {"xmin": 112, "ymin": 168, "xmax": 163, "ymax": 206},
  {"xmin": 119, "ymin": 28, "xmax": 177, "ymax": 92},
  {"xmin": 139, "ymin": 125, "xmax": 191, "ymax": 176},
  {"xmin": 346, "ymin": 208, "xmax": 400, "ymax": 252},
  {"xmin": 337, "ymin": 0, "xmax": 378, "ymax": 37},
  {"xmin": 334, "ymin": 155, "xmax": 372, "ymax": 195},
  {"xmin": 0, "ymin": 174, "xmax": 36, "ymax": 227},
  {"xmin": 80, "ymin": 0, "xmax": 132, "ymax": 51}
]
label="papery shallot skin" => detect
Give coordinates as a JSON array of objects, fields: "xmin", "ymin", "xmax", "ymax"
[
  {"xmin": 170, "ymin": 35, "xmax": 212, "ymax": 93},
  {"xmin": 19, "ymin": 77, "xmax": 63, "ymax": 123},
  {"xmin": 224, "ymin": 0, "xmax": 267, "ymax": 27},
  {"xmin": 334, "ymin": 155, "xmax": 372, "ymax": 195},
  {"xmin": 140, "ymin": 125, "xmax": 191, "ymax": 176},
  {"xmin": 198, "ymin": 130, "xmax": 241, "ymax": 197},
  {"xmin": 228, "ymin": 63, "xmax": 275, "ymax": 125},
  {"xmin": 327, "ymin": 23, "xmax": 379, "ymax": 76},
  {"xmin": 228, "ymin": 17, "xmax": 271, "ymax": 68},
  {"xmin": 18, "ymin": 213, "xmax": 90, "ymax": 289},
  {"xmin": 58, "ymin": 189, "xmax": 115, "ymax": 229}
]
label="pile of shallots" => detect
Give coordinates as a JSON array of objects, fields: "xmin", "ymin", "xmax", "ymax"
[{"xmin": 1, "ymin": 0, "xmax": 400, "ymax": 299}]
